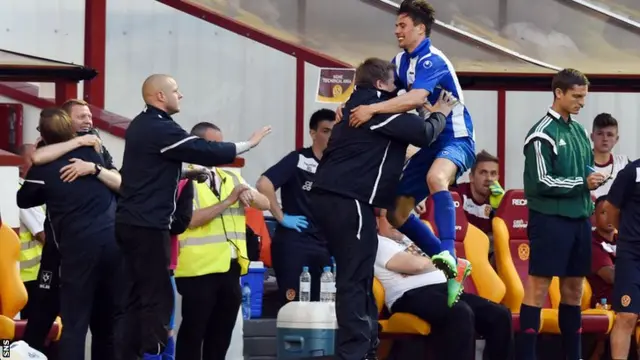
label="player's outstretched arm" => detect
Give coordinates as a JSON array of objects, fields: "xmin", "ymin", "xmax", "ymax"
[
  {"xmin": 350, "ymin": 88, "xmax": 429, "ymax": 127},
  {"xmin": 372, "ymin": 88, "xmax": 429, "ymax": 115},
  {"xmin": 369, "ymin": 91, "xmax": 454, "ymax": 147},
  {"xmin": 159, "ymin": 120, "xmax": 271, "ymax": 167}
]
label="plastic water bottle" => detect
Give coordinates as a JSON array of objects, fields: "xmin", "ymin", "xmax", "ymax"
[
  {"xmin": 242, "ymin": 283, "xmax": 252, "ymax": 320},
  {"xmin": 299, "ymin": 266, "xmax": 311, "ymax": 302},
  {"xmin": 320, "ymin": 266, "xmax": 335, "ymax": 302},
  {"xmin": 331, "ymin": 258, "xmax": 337, "ymax": 302},
  {"xmin": 599, "ymin": 298, "xmax": 610, "ymax": 310}
]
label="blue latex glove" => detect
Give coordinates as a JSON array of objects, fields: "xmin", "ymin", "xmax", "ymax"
[{"xmin": 280, "ymin": 214, "xmax": 309, "ymax": 232}]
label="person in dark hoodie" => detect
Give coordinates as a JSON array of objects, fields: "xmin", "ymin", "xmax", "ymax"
[
  {"xmin": 17, "ymin": 108, "xmax": 123, "ymax": 360},
  {"xmin": 310, "ymin": 57, "xmax": 456, "ymax": 360}
]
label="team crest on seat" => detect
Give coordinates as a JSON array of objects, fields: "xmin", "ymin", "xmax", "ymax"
[
  {"xmin": 517, "ymin": 244, "xmax": 529, "ymax": 261},
  {"xmin": 286, "ymin": 289, "xmax": 296, "ymax": 301}
]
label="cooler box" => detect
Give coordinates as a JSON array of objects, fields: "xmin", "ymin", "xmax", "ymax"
[
  {"xmin": 240, "ymin": 261, "xmax": 266, "ymax": 318},
  {"xmin": 276, "ymin": 302, "xmax": 337, "ymax": 359}
]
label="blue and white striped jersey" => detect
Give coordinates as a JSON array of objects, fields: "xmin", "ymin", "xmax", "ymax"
[{"xmin": 392, "ymin": 37, "xmax": 474, "ymax": 142}]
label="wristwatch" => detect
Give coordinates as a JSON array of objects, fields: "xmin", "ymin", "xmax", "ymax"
[{"xmin": 94, "ymin": 163, "xmax": 102, "ymax": 176}]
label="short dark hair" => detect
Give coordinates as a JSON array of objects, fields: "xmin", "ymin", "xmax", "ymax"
[
  {"xmin": 309, "ymin": 109, "xmax": 336, "ymax": 130},
  {"xmin": 471, "ymin": 150, "xmax": 499, "ymax": 173},
  {"xmin": 398, "ymin": 0, "xmax": 436, "ymax": 37},
  {"xmin": 190, "ymin": 122, "xmax": 220, "ymax": 137},
  {"xmin": 551, "ymin": 68, "xmax": 589, "ymax": 98},
  {"xmin": 595, "ymin": 195, "xmax": 607, "ymax": 208},
  {"xmin": 354, "ymin": 57, "xmax": 396, "ymax": 88},
  {"xmin": 592, "ymin": 113, "xmax": 618, "ymax": 131}
]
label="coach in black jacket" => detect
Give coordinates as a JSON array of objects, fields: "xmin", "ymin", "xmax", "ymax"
[
  {"xmin": 310, "ymin": 58, "xmax": 456, "ymax": 360},
  {"xmin": 115, "ymin": 74, "xmax": 271, "ymax": 359}
]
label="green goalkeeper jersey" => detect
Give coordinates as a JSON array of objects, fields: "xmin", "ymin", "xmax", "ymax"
[{"xmin": 522, "ymin": 108, "xmax": 594, "ymax": 219}]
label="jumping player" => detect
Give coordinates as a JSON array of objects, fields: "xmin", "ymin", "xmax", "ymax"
[{"xmin": 343, "ymin": 0, "xmax": 475, "ymax": 306}]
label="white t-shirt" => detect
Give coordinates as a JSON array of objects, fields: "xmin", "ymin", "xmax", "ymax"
[
  {"xmin": 374, "ymin": 235, "xmax": 447, "ymax": 309},
  {"xmin": 18, "ymin": 179, "xmax": 46, "ymax": 237},
  {"xmin": 592, "ymin": 154, "xmax": 630, "ymax": 198},
  {"xmin": 19, "ymin": 207, "xmax": 45, "ymax": 237}
]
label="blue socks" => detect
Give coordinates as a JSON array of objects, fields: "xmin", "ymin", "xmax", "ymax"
[
  {"xmin": 143, "ymin": 335, "xmax": 174, "ymax": 360},
  {"xmin": 162, "ymin": 335, "xmax": 175, "ymax": 360},
  {"xmin": 395, "ymin": 191, "xmax": 456, "ymax": 259},
  {"xmin": 559, "ymin": 303, "xmax": 582, "ymax": 360},
  {"xmin": 397, "ymin": 214, "xmax": 441, "ymax": 257},
  {"xmin": 517, "ymin": 304, "xmax": 541, "ymax": 360},
  {"xmin": 431, "ymin": 190, "xmax": 456, "ymax": 258}
]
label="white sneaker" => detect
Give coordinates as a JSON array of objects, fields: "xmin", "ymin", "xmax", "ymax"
[{"xmin": 1, "ymin": 340, "xmax": 47, "ymax": 359}]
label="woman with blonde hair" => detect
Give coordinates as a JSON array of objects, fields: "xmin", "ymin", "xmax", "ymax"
[{"xmin": 17, "ymin": 107, "xmax": 124, "ymax": 360}]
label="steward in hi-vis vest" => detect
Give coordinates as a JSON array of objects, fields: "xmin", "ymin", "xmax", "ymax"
[
  {"xmin": 173, "ymin": 122, "xmax": 271, "ymax": 360},
  {"xmin": 176, "ymin": 169, "xmax": 249, "ymax": 277},
  {"xmin": 18, "ymin": 179, "xmax": 46, "ymax": 320}
]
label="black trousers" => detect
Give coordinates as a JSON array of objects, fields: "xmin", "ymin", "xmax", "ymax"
[
  {"xmin": 271, "ymin": 230, "xmax": 331, "ymax": 304},
  {"xmin": 58, "ymin": 239, "xmax": 124, "ymax": 360},
  {"xmin": 116, "ymin": 223, "xmax": 174, "ymax": 359},
  {"xmin": 310, "ymin": 191, "xmax": 379, "ymax": 360},
  {"xmin": 20, "ymin": 280, "xmax": 39, "ymax": 320},
  {"xmin": 22, "ymin": 239, "xmax": 60, "ymax": 353},
  {"xmin": 175, "ymin": 261, "xmax": 242, "ymax": 360},
  {"xmin": 392, "ymin": 284, "xmax": 514, "ymax": 360}
]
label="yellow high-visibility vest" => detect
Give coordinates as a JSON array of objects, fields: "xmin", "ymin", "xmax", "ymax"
[
  {"xmin": 18, "ymin": 182, "xmax": 44, "ymax": 283},
  {"xmin": 175, "ymin": 169, "xmax": 249, "ymax": 278}
]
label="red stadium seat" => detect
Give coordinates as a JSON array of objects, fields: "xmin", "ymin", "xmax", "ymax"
[{"xmin": 421, "ymin": 191, "xmax": 506, "ymax": 304}]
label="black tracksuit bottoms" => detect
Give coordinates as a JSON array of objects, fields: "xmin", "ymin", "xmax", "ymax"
[
  {"xmin": 116, "ymin": 223, "xmax": 174, "ymax": 360},
  {"xmin": 58, "ymin": 238, "xmax": 124, "ymax": 360},
  {"xmin": 175, "ymin": 261, "xmax": 242, "ymax": 360},
  {"xmin": 310, "ymin": 191, "xmax": 379, "ymax": 360},
  {"xmin": 22, "ymin": 239, "xmax": 60, "ymax": 353}
]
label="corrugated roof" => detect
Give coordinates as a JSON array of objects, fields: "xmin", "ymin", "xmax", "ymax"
[{"xmin": 181, "ymin": 0, "xmax": 640, "ymax": 75}]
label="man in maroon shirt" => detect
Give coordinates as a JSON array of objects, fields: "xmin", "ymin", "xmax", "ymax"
[
  {"xmin": 449, "ymin": 150, "xmax": 503, "ymax": 234},
  {"xmin": 587, "ymin": 196, "xmax": 616, "ymax": 307}
]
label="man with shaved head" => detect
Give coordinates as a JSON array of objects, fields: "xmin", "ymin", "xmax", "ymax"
[{"xmin": 116, "ymin": 74, "xmax": 271, "ymax": 360}]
